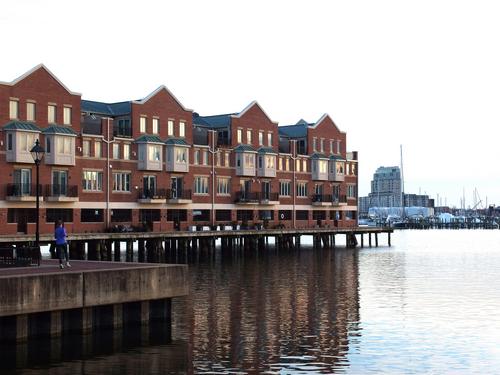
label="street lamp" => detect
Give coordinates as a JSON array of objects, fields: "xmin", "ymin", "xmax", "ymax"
[{"xmin": 30, "ymin": 139, "xmax": 45, "ymax": 250}]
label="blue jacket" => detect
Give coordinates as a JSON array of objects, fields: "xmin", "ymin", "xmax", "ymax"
[{"xmin": 54, "ymin": 226, "xmax": 67, "ymax": 245}]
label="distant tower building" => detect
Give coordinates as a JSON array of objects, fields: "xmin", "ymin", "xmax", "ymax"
[{"xmin": 368, "ymin": 166, "xmax": 402, "ymax": 208}]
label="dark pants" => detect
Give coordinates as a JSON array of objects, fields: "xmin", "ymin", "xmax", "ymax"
[{"xmin": 56, "ymin": 243, "xmax": 69, "ymax": 264}]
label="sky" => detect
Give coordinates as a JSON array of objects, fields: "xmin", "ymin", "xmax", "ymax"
[{"xmin": 2, "ymin": 0, "xmax": 500, "ymax": 208}]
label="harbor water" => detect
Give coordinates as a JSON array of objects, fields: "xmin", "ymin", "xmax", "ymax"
[{"xmin": 3, "ymin": 230, "xmax": 500, "ymax": 374}]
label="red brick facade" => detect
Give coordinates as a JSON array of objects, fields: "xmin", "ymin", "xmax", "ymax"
[{"xmin": 0, "ymin": 65, "xmax": 358, "ymax": 235}]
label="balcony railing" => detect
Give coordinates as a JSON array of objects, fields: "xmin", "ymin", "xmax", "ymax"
[
  {"xmin": 234, "ymin": 191, "xmax": 260, "ymax": 203},
  {"xmin": 45, "ymin": 184, "xmax": 78, "ymax": 197},
  {"xmin": 260, "ymin": 192, "xmax": 279, "ymax": 201},
  {"xmin": 332, "ymin": 195, "xmax": 347, "ymax": 204},
  {"xmin": 138, "ymin": 188, "xmax": 167, "ymax": 200},
  {"xmin": 6, "ymin": 183, "xmax": 40, "ymax": 197},
  {"xmin": 166, "ymin": 189, "xmax": 192, "ymax": 200},
  {"xmin": 311, "ymin": 194, "xmax": 333, "ymax": 203}
]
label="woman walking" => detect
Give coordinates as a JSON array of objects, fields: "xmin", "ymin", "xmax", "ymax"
[{"xmin": 55, "ymin": 220, "xmax": 70, "ymax": 269}]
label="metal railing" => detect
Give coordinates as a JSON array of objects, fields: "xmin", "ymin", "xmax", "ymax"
[
  {"xmin": 166, "ymin": 189, "xmax": 192, "ymax": 200},
  {"xmin": 138, "ymin": 188, "xmax": 167, "ymax": 200},
  {"xmin": 234, "ymin": 191, "xmax": 259, "ymax": 203},
  {"xmin": 6, "ymin": 183, "xmax": 40, "ymax": 197},
  {"xmin": 45, "ymin": 184, "xmax": 78, "ymax": 197},
  {"xmin": 311, "ymin": 194, "xmax": 333, "ymax": 203},
  {"xmin": 260, "ymin": 192, "xmax": 279, "ymax": 201}
]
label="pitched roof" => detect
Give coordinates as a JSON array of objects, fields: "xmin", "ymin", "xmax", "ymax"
[
  {"xmin": 193, "ymin": 113, "xmax": 235, "ymax": 128},
  {"xmin": 233, "ymin": 144, "xmax": 256, "ymax": 153},
  {"xmin": 42, "ymin": 125, "xmax": 78, "ymax": 136},
  {"xmin": 133, "ymin": 86, "xmax": 193, "ymax": 112},
  {"xmin": 278, "ymin": 124, "xmax": 308, "ymax": 138},
  {"xmin": 81, "ymin": 100, "xmax": 131, "ymax": 116},
  {"xmin": 0, "ymin": 64, "xmax": 81, "ymax": 96},
  {"xmin": 2, "ymin": 121, "xmax": 41, "ymax": 132},
  {"xmin": 232, "ymin": 101, "xmax": 278, "ymax": 124},
  {"xmin": 257, "ymin": 146, "xmax": 277, "ymax": 154},
  {"xmin": 165, "ymin": 138, "xmax": 190, "ymax": 146},
  {"xmin": 310, "ymin": 152, "xmax": 329, "ymax": 159},
  {"xmin": 329, "ymin": 154, "xmax": 346, "ymax": 161},
  {"xmin": 134, "ymin": 135, "xmax": 163, "ymax": 143}
]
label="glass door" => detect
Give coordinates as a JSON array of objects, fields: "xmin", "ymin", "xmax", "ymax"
[
  {"xmin": 143, "ymin": 176, "xmax": 157, "ymax": 198},
  {"xmin": 262, "ymin": 181, "xmax": 271, "ymax": 200},
  {"xmin": 52, "ymin": 170, "xmax": 68, "ymax": 196},
  {"xmin": 171, "ymin": 177, "xmax": 183, "ymax": 199},
  {"xmin": 14, "ymin": 169, "xmax": 32, "ymax": 196}
]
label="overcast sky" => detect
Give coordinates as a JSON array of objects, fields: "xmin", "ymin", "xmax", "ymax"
[{"xmin": 2, "ymin": 0, "xmax": 500, "ymax": 208}]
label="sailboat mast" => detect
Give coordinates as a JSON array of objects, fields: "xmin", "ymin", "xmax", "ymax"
[{"xmin": 400, "ymin": 144, "xmax": 405, "ymax": 218}]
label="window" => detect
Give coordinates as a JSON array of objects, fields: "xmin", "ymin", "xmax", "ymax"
[
  {"xmin": 268, "ymin": 133, "xmax": 273, "ymax": 147},
  {"xmin": 148, "ymin": 145, "xmax": 161, "ymax": 161},
  {"xmin": 123, "ymin": 144, "xmax": 130, "ymax": 160},
  {"xmin": 7, "ymin": 133, "xmax": 13, "ymax": 151},
  {"xmin": 140, "ymin": 116, "xmax": 147, "ymax": 133},
  {"xmin": 19, "ymin": 132, "xmax": 36, "ymax": 152},
  {"xmin": 193, "ymin": 210, "xmax": 210, "ymax": 222},
  {"xmin": 347, "ymin": 184, "xmax": 357, "ymax": 198},
  {"xmin": 320, "ymin": 138, "xmax": 324, "ymax": 153},
  {"xmin": 113, "ymin": 143, "xmax": 120, "ymax": 159},
  {"xmin": 56, "ymin": 137, "xmax": 72, "ymax": 154},
  {"xmin": 175, "ymin": 148, "xmax": 187, "ymax": 163},
  {"xmin": 296, "ymin": 159, "xmax": 300, "ymax": 172},
  {"xmin": 140, "ymin": 209, "xmax": 161, "ymax": 222},
  {"xmin": 26, "ymin": 102, "xmax": 36, "ymax": 121},
  {"xmin": 336, "ymin": 161, "xmax": 344, "ymax": 174},
  {"xmin": 94, "ymin": 141, "xmax": 101, "ymax": 158},
  {"xmin": 114, "ymin": 119, "xmax": 131, "ymax": 137},
  {"xmin": 152, "ymin": 118, "xmax": 159, "ymax": 134},
  {"xmin": 337, "ymin": 140, "xmax": 341, "ymax": 154},
  {"xmin": 113, "ymin": 172, "xmax": 131, "ymax": 192},
  {"xmin": 63, "ymin": 107, "xmax": 72, "ymax": 125},
  {"xmin": 194, "ymin": 176, "xmax": 209, "ymax": 194},
  {"xmin": 297, "ymin": 182, "xmax": 307, "ymax": 197},
  {"xmin": 313, "ymin": 211, "xmax": 326, "ymax": 220},
  {"xmin": 259, "ymin": 131, "xmax": 264, "ymax": 145},
  {"xmin": 217, "ymin": 177, "xmax": 231, "ymax": 195},
  {"xmin": 9, "ymin": 100, "xmax": 19, "ymax": 119},
  {"xmin": 46, "ymin": 209, "xmax": 73, "ymax": 223},
  {"xmin": 82, "ymin": 140, "xmax": 90, "ymax": 157},
  {"xmin": 319, "ymin": 160, "xmax": 328, "ymax": 174},
  {"xmin": 202, "ymin": 150, "xmax": 208, "ymax": 165},
  {"xmin": 244, "ymin": 153, "xmax": 254, "ymax": 168},
  {"xmin": 82, "ymin": 170, "xmax": 103, "ymax": 191},
  {"xmin": 279, "ymin": 181, "xmax": 291, "ymax": 196},
  {"xmin": 296, "ymin": 210, "xmax": 309, "ymax": 220},
  {"xmin": 247, "ymin": 130, "xmax": 252, "ymax": 145},
  {"xmin": 48, "ymin": 105, "xmax": 56, "ymax": 123},
  {"xmin": 237, "ymin": 129, "xmax": 242, "ymax": 143},
  {"xmin": 278, "ymin": 210, "xmax": 292, "ymax": 220},
  {"xmin": 168, "ymin": 120, "xmax": 174, "ymax": 136},
  {"xmin": 216, "ymin": 151, "xmax": 221, "ymax": 166},
  {"xmin": 285, "ymin": 158, "xmax": 290, "ymax": 171},
  {"xmin": 166, "ymin": 209, "xmax": 187, "ymax": 222},
  {"xmin": 225, "ymin": 152, "xmax": 230, "ymax": 167},
  {"xmin": 313, "ymin": 137, "xmax": 317, "ymax": 152},
  {"xmin": 302, "ymin": 159, "xmax": 307, "ymax": 172},
  {"xmin": 179, "ymin": 121, "xmax": 185, "ymax": 137},
  {"xmin": 265, "ymin": 155, "xmax": 275, "ymax": 169},
  {"xmin": 216, "ymin": 210, "xmax": 232, "ymax": 222},
  {"xmin": 194, "ymin": 149, "xmax": 200, "ymax": 164},
  {"xmin": 46, "ymin": 137, "xmax": 51, "ymax": 153},
  {"xmin": 111, "ymin": 209, "xmax": 132, "ymax": 222},
  {"xmin": 330, "ymin": 139, "xmax": 334, "ymax": 154},
  {"xmin": 258, "ymin": 156, "xmax": 263, "ymax": 169},
  {"xmin": 81, "ymin": 209, "xmax": 104, "ymax": 223},
  {"xmin": 278, "ymin": 157, "xmax": 283, "ymax": 170}
]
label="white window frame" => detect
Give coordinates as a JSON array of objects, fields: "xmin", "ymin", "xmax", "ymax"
[
  {"xmin": 123, "ymin": 144, "xmax": 130, "ymax": 160},
  {"xmin": 63, "ymin": 106, "xmax": 72, "ymax": 125},
  {"xmin": 82, "ymin": 140, "xmax": 90, "ymax": 157},
  {"xmin": 26, "ymin": 102, "xmax": 36, "ymax": 122},
  {"xmin": 194, "ymin": 176, "xmax": 209, "ymax": 194},
  {"xmin": 82, "ymin": 170, "xmax": 103, "ymax": 191},
  {"xmin": 267, "ymin": 132, "xmax": 273, "ymax": 147},
  {"xmin": 297, "ymin": 182, "xmax": 307, "ymax": 197},
  {"xmin": 113, "ymin": 143, "xmax": 120, "ymax": 159},
  {"xmin": 217, "ymin": 177, "xmax": 231, "ymax": 195},
  {"xmin": 179, "ymin": 121, "xmax": 186, "ymax": 137},
  {"xmin": 279, "ymin": 180, "xmax": 291, "ymax": 196},
  {"xmin": 237, "ymin": 129, "xmax": 242, "ymax": 143},
  {"xmin": 9, "ymin": 100, "xmax": 19, "ymax": 119},
  {"xmin": 168, "ymin": 120, "xmax": 174, "ymax": 136},
  {"xmin": 48, "ymin": 105, "xmax": 57, "ymax": 124},
  {"xmin": 113, "ymin": 172, "xmax": 131, "ymax": 192},
  {"xmin": 152, "ymin": 118, "xmax": 159, "ymax": 134},
  {"xmin": 140, "ymin": 116, "xmax": 147, "ymax": 133}
]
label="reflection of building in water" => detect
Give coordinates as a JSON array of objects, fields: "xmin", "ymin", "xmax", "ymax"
[{"xmin": 179, "ymin": 249, "xmax": 360, "ymax": 372}]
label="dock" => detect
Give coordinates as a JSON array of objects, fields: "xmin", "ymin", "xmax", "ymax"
[{"xmin": 0, "ymin": 260, "xmax": 188, "ymax": 342}]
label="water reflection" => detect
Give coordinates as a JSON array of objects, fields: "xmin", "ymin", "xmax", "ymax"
[
  {"xmin": 173, "ymin": 247, "xmax": 362, "ymax": 373},
  {"xmin": 0, "ymin": 322, "xmax": 187, "ymax": 374}
]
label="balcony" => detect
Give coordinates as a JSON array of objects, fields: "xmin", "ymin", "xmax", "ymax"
[
  {"xmin": 311, "ymin": 194, "xmax": 333, "ymax": 207},
  {"xmin": 45, "ymin": 184, "xmax": 79, "ymax": 202},
  {"xmin": 259, "ymin": 192, "xmax": 279, "ymax": 205},
  {"xmin": 6, "ymin": 184, "xmax": 42, "ymax": 202},
  {"xmin": 234, "ymin": 191, "xmax": 259, "ymax": 204},
  {"xmin": 137, "ymin": 188, "xmax": 167, "ymax": 204},
  {"xmin": 332, "ymin": 195, "xmax": 348, "ymax": 206},
  {"xmin": 166, "ymin": 189, "xmax": 192, "ymax": 204}
]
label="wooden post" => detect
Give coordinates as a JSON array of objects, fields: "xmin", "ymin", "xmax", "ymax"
[
  {"xmin": 388, "ymin": 232, "xmax": 391, "ymax": 246},
  {"xmin": 138, "ymin": 239, "xmax": 145, "ymax": 263},
  {"xmin": 369, "ymin": 233, "xmax": 372, "ymax": 247},
  {"xmin": 126, "ymin": 240, "xmax": 133, "ymax": 262},
  {"xmin": 375, "ymin": 233, "xmax": 379, "ymax": 247},
  {"xmin": 114, "ymin": 240, "xmax": 121, "ymax": 262},
  {"xmin": 361, "ymin": 234, "xmax": 364, "ymax": 248}
]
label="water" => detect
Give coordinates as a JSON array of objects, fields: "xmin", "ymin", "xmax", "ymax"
[{"xmin": 4, "ymin": 230, "xmax": 500, "ymax": 374}]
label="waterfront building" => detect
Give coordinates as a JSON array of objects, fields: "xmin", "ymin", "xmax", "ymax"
[{"xmin": 0, "ymin": 65, "xmax": 358, "ymax": 235}]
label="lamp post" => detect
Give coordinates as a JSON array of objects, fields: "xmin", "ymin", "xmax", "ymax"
[{"xmin": 30, "ymin": 139, "xmax": 45, "ymax": 250}]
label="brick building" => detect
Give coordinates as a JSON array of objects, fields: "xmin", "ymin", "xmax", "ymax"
[{"xmin": 0, "ymin": 65, "xmax": 358, "ymax": 235}]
